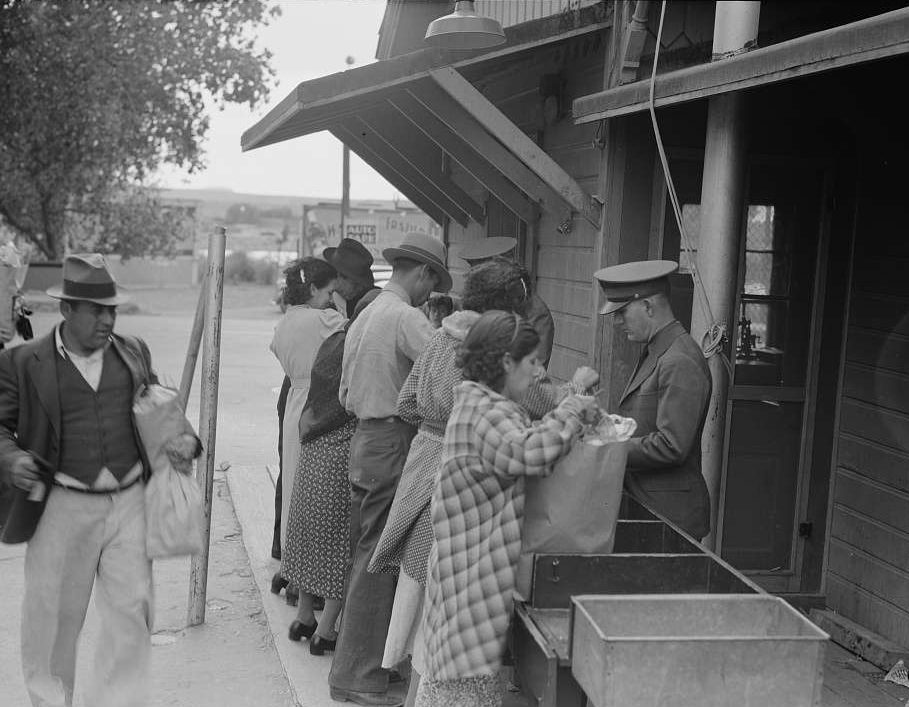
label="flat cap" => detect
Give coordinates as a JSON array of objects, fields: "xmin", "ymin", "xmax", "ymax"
[
  {"xmin": 459, "ymin": 237, "xmax": 517, "ymax": 264},
  {"xmin": 594, "ymin": 260, "xmax": 678, "ymax": 315}
]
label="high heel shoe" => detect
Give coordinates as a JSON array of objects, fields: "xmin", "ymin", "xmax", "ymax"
[
  {"xmin": 288, "ymin": 620, "xmax": 317, "ymax": 642},
  {"xmin": 286, "ymin": 585, "xmax": 299, "ymax": 606},
  {"xmin": 309, "ymin": 634, "xmax": 336, "ymax": 655},
  {"xmin": 271, "ymin": 573, "xmax": 288, "ymax": 595}
]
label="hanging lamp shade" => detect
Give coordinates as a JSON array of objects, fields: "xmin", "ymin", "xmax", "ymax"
[{"xmin": 424, "ymin": 1, "xmax": 506, "ymax": 51}]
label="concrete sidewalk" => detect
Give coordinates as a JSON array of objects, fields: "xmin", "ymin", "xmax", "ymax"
[
  {"xmin": 226, "ymin": 464, "xmax": 340, "ymax": 707},
  {"xmin": 0, "ymin": 472, "xmax": 295, "ymax": 707}
]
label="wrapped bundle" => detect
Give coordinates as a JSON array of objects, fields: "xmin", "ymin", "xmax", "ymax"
[{"xmin": 133, "ymin": 384, "xmax": 204, "ymax": 558}]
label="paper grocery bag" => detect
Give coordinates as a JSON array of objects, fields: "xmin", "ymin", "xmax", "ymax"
[{"xmin": 517, "ymin": 440, "xmax": 628, "ymax": 598}]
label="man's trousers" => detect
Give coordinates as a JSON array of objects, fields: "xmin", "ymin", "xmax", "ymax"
[
  {"xmin": 21, "ymin": 482, "xmax": 152, "ymax": 707},
  {"xmin": 329, "ymin": 418, "xmax": 415, "ymax": 694}
]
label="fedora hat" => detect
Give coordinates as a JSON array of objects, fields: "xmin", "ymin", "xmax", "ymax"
[
  {"xmin": 459, "ymin": 236, "xmax": 518, "ymax": 265},
  {"xmin": 323, "ymin": 238, "xmax": 375, "ymax": 286},
  {"xmin": 46, "ymin": 253, "xmax": 129, "ymax": 306},
  {"xmin": 383, "ymin": 232, "xmax": 452, "ymax": 293}
]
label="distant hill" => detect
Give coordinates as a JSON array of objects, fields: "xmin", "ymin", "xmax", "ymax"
[{"xmin": 159, "ymin": 187, "xmax": 423, "ymax": 255}]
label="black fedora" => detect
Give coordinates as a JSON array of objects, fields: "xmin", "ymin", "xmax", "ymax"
[
  {"xmin": 323, "ymin": 238, "xmax": 375, "ymax": 286},
  {"xmin": 46, "ymin": 253, "xmax": 129, "ymax": 306},
  {"xmin": 383, "ymin": 232, "xmax": 452, "ymax": 293}
]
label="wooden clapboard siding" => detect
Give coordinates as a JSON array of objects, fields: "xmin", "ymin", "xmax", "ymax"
[
  {"xmin": 444, "ymin": 41, "xmax": 605, "ymax": 383},
  {"xmin": 475, "ymin": 0, "xmax": 601, "ymax": 29},
  {"xmin": 827, "ymin": 168, "xmax": 909, "ymax": 647}
]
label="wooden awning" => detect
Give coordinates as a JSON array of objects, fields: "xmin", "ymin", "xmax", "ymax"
[
  {"xmin": 573, "ymin": 7, "xmax": 909, "ymax": 123},
  {"xmin": 242, "ymin": 5, "xmax": 610, "ymax": 228}
]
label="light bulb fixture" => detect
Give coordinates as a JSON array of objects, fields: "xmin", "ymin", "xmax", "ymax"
[{"xmin": 424, "ymin": 1, "xmax": 506, "ymax": 51}]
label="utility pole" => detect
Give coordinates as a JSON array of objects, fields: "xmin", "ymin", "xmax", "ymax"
[{"xmin": 340, "ymin": 55, "xmax": 355, "ymax": 240}]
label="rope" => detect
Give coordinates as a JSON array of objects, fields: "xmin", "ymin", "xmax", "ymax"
[{"xmin": 647, "ymin": 0, "xmax": 732, "ymax": 376}]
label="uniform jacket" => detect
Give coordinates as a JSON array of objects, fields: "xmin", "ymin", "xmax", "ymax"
[
  {"xmin": 421, "ymin": 381, "xmax": 584, "ymax": 681},
  {"xmin": 0, "ymin": 330, "xmax": 156, "ymax": 485},
  {"xmin": 618, "ymin": 320, "xmax": 711, "ymax": 539}
]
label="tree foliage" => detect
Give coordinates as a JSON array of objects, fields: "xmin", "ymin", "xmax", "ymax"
[{"xmin": 0, "ymin": 0, "xmax": 278, "ymax": 259}]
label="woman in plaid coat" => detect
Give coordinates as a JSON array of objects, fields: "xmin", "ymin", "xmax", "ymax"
[{"xmin": 415, "ymin": 311, "xmax": 598, "ymax": 707}]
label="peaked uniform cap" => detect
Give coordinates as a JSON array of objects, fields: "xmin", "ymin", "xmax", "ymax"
[
  {"xmin": 459, "ymin": 237, "xmax": 518, "ymax": 264},
  {"xmin": 46, "ymin": 253, "xmax": 129, "ymax": 306},
  {"xmin": 383, "ymin": 232, "xmax": 452, "ymax": 293},
  {"xmin": 323, "ymin": 238, "xmax": 375, "ymax": 285},
  {"xmin": 594, "ymin": 260, "xmax": 678, "ymax": 315}
]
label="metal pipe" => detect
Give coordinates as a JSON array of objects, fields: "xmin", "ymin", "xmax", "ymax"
[
  {"xmin": 691, "ymin": 1, "xmax": 760, "ymax": 551},
  {"xmin": 187, "ymin": 226, "xmax": 227, "ymax": 626}
]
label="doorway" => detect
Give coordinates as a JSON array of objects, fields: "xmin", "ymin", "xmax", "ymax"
[{"xmin": 657, "ymin": 153, "xmax": 841, "ymax": 592}]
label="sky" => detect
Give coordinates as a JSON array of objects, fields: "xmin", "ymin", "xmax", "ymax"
[{"xmin": 158, "ymin": 0, "xmax": 396, "ymax": 200}]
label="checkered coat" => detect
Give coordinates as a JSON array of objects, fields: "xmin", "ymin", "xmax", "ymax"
[{"xmin": 421, "ymin": 381, "xmax": 585, "ymax": 681}]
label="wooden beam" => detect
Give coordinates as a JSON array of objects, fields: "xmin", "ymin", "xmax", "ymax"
[
  {"xmin": 573, "ymin": 7, "xmax": 909, "ymax": 122},
  {"xmin": 429, "ymin": 67, "xmax": 601, "ymax": 228},
  {"xmin": 330, "ymin": 129, "xmax": 448, "ymax": 226},
  {"xmin": 387, "ymin": 91, "xmax": 539, "ymax": 224},
  {"xmin": 408, "ymin": 80, "xmax": 573, "ymax": 225},
  {"xmin": 354, "ymin": 109, "xmax": 486, "ymax": 224},
  {"xmin": 337, "ymin": 121, "xmax": 471, "ymax": 227}
]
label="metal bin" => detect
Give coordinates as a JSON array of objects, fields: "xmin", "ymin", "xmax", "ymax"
[{"xmin": 571, "ymin": 594, "xmax": 828, "ymax": 707}]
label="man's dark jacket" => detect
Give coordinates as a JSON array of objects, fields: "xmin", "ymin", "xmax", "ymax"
[
  {"xmin": 618, "ymin": 320, "xmax": 711, "ymax": 539},
  {"xmin": 0, "ymin": 331, "xmax": 156, "ymax": 487}
]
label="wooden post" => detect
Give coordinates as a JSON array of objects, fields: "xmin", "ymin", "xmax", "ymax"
[
  {"xmin": 187, "ymin": 227, "xmax": 227, "ymax": 627},
  {"xmin": 178, "ymin": 274, "xmax": 208, "ymax": 410},
  {"xmin": 690, "ymin": 1, "xmax": 761, "ymax": 550}
]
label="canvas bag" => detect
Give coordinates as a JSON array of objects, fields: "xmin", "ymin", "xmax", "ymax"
[
  {"xmin": 133, "ymin": 385, "xmax": 204, "ymax": 558},
  {"xmin": 517, "ymin": 414, "xmax": 636, "ymax": 597}
]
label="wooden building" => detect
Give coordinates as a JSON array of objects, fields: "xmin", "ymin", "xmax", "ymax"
[{"xmin": 243, "ymin": 0, "xmax": 909, "ymax": 658}]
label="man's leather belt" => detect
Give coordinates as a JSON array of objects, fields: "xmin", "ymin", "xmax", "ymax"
[{"xmin": 53, "ymin": 474, "xmax": 143, "ymax": 495}]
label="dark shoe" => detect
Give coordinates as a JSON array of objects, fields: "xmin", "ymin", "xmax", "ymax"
[
  {"xmin": 313, "ymin": 595, "xmax": 325, "ymax": 611},
  {"xmin": 329, "ymin": 687, "xmax": 403, "ymax": 707},
  {"xmin": 288, "ymin": 620, "xmax": 317, "ymax": 642},
  {"xmin": 271, "ymin": 573, "xmax": 288, "ymax": 595},
  {"xmin": 309, "ymin": 634, "xmax": 336, "ymax": 656}
]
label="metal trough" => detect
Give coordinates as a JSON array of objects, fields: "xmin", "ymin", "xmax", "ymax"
[{"xmin": 571, "ymin": 594, "xmax": 828, "ymax": 707}]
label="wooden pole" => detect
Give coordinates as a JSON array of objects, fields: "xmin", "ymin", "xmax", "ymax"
[
  {"xmin": 178, "ymin": 274, "xmax": 208, "ymax": 410},
  {"xmin": 187, "ymin": 226, "xmax": 227, "ymax": 627}
]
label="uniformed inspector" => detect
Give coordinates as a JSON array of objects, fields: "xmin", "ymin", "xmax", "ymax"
[
  {"xmin": 459, "ymin": 237, "xmax": 555, "ymax": 368},
  {"xmin": 595, "ymin": 260, "xmax": 711, "ymax": 540}
]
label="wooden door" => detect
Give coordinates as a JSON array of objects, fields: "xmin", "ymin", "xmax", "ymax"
[{"xmin": 659, "ymin": 156, "xmax": 830, "ymax": 592}]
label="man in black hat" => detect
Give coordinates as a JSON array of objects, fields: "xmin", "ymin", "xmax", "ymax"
[
  {"xmin": 0, "ymin": 253, "xmax": 157, "ymax": 706},
  {"xmin": 595, "ymin": 260, "xmax": 711, "ymax": 540},
  {"xmin": 330, "ymin": 232, "xmax": 450, "ymax": 707},
  {"xmin": 324, "ymin": 237, "xmax": 380, "ymax": 318},
  {"xmin": 458, "ymin": 237, "xmax": 555, "ymax": 368}
]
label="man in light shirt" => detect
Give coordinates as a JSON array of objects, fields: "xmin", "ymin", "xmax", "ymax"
[
  {"xmin": 0, "ymin": 254, "xmax": 156, "ymax": 707},
  {"xmin": 331, "ymin": 233, "xmax": 451, "ymax": 707}
]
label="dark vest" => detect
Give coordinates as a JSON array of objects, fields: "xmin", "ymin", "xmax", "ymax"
[{"xmin": 56, "ymin": 346, "xmax": 141, "ymax": 486}]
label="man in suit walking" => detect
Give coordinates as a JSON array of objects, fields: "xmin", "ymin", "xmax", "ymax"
[
  {"xmin": 0, "ymin": 254, "xmax": 157, "ymax": 707},
  {"xmin": 595, "ymin": 260, "xmax": 711, "ymax": 540}
]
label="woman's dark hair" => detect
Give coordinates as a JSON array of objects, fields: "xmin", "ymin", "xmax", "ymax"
[
  {"xmin": 283, "ymin": 257, "xmax": 337, "ymax": 306},
  {"xmin": 458, "ymin": 310, "xmax": 540, "ymax": 391},
  {"xmin": 462, "ymin": 257, "xmax": 529, "ymax": 314}
]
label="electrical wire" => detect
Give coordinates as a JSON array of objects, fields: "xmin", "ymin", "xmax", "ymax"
[{"xmin": 647, "ymin": 0, "xmax": 732, "ymax": 374}]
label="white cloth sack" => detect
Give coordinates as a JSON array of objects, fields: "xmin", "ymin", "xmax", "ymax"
[{"xmin": 133, "ymin": 385, "xmax": 203, "ymax": 558}]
